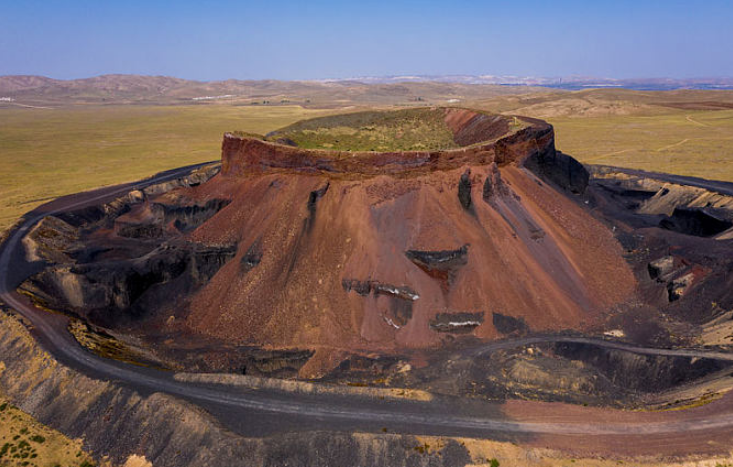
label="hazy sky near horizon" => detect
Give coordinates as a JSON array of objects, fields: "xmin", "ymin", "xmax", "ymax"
[{"xmin": 1, "ymin": 0, "xmax": 731, "ymax": 80}]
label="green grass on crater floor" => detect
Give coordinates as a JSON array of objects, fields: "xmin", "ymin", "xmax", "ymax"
[{"xmin": 266, "ymin": 108, "xmax": 459, "ymax": 151}]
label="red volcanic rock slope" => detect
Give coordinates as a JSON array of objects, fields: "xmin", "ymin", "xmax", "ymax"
[{"xmin": 164, "ymin": 108, "xmax": 634, "ymax": 374}]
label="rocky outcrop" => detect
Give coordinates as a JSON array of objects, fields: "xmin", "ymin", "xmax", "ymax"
[
  {"xmin": 239, "ymin": 239, "xmax": 263, "ymax": 273},
  {"xmin": 238, "ymin": 348, "xmax": 315, "ymax": 377},
  {"xmin": 342, "ymin": 279, "xmax": 419, "ymax": 328},
  {"xmin": 492, "ymin": 312, "xmax": 529, "ymax": 336},
  {"xmin": 523, "ymin": 150, "xmax": 589, "ymax": 194},
  {"xmin": 667, "ymin": 272, "xmax": 695, "ymax": 302},
  {"xmin": 140, "ymin": 164, "xmax": 221, "ymax": 196},
  {"xmin": 19, "ymin": 164, "xmax": 234, "ymax": 330},
  {"xmin": 589, "ymin": 165, "xmax": 733, "ymax": 237},
  {"xmin": 482, "ymin": 163, "xmax": 509, "ymax": 201},
  {"xmin": 659, "ymin": 207, "xmax": 732, "ymax": 237},
  {"xmin": 457, "ymin": 169, "xmax": 473, "ymax": 211},
  {"xmin": 494, "ymin": 117, "xmax": 556, "ymax": 165},
  {"xmin": 54, "ymin": 164, "xmax": 220, "ymax": 229},
  {"xmin": 22, "ymin": 215, "xmax": 79, "ymax": 263},
  {"xmin": 553, "ymin": 341, "xmax": 731, "ymax": 394},
  {"xmin": 586, "ymin": 167, "xmax": 733, "ymax": 333},
  {"xmin": 305, "ymin": 182, "xmax": 330, "ymax": 232},
  {"xmin": 115, "ymin": 198, "xmax": 230, "ymax": 238},
  {"xmin": 405, "ymin": 245, "xmax": 469, "ymax": 293},
  {"xmin": 405, "ymin": 245, "xmax": 469, "ymax": 270},
  {"xmin": 23, "ymin": 242, "xmax": 236, "ymax": 324},
  {"xmin": 342, "ymin": 279, "xmax": 419, "ymax": 302},
  {"xmin": 429, "ymin": 312, "xmax": 484, "ymax": 333},
  {"xmin": 648, "ymin": 256, "xmax": 676, "ymax": 280}
]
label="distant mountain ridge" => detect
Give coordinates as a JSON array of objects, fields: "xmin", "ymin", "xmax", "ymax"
[
  {"xmin": 2, "ymin": 74, "xmax": 732, "ymax": 107},
  {"xmin": 0, "ymin": 74, "xmax": 543, "ymax": 106},
  {"xmin": 3, "ymin": 73, "xmax": 733, "ymax": 95},
  {"xmin": 0, "ymin": 74, "xmax": 315, "ymax": 98}
]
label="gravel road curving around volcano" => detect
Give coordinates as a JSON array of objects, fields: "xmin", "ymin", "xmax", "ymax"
[{"xmin": 4, "ymin": 165, "xmax": 733, "ymax": 456}]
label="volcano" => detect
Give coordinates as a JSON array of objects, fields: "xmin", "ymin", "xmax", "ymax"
[{"xmin": 22, "ymin": 107, "xmax": 636, "ymax": 376}]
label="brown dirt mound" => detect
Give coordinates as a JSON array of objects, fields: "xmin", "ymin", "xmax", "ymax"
[
  {"xmin": 22, "ymin": 108, "xmax": 636, "ymax": 377},
  {"xmin": 173, "ymin": 109, "xmax": 634, "ymax": 372}
]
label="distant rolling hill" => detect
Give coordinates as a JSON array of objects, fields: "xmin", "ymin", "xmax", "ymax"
[
  {"xmin": 0, "ymin": 74, "xmax": 546, "ymax": 107},
  {"xmin": 470, "ymin": 88, "xmax": 733, "ymax": 118}
]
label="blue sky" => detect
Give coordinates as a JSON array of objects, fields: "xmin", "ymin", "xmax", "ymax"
[{"xmin": 1, "ymin": 0, "xmax": 731, "ymax": 80}]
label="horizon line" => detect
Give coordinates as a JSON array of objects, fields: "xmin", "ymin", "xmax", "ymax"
[{"xmin": 3, "ymin": 73, "xmax": 733, "ymax": 83}]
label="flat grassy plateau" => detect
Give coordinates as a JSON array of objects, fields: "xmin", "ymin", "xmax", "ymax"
[
  {"xmin": 548, "ymin": 109, "xmax": 733, "ymax": 181},
  {"xmin": 0, "ymin": 105, "xmax": 332, "ymax": 233}
]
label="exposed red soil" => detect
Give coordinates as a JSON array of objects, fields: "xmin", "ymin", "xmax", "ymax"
[
  {"xmin": 505, "ymin": 392, "xmax": 733, "ymax": 456},
  {"xmin": 136, "ymin": 108, "xmax": 638, "ymax": 376}
]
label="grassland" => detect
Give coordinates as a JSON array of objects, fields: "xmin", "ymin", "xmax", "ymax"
[
  {"xmin": 0, "ymin": 395, "xmax": 96, "ymax": 467},
  {"xmin": 471, "ymin": 88, "xmax": 733, "ymax": 181},
  {"xmin": 0, "ymin": 105, "xmax": 330, "ymax": 233},
  {"xmin": 548, "ymin": 109, "xmax": 733, "ymax": 181}
]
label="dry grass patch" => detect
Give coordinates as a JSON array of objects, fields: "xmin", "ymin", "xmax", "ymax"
[
  {"xmin": 0, "ymin": 104, "xmax": 332, "ymax": 234},
  {"xmin": 0, "ymin": 394, "xmax": 97, "ymax": 467},
  {"xmin": 547, "ymin": 109, "xmax": 733, "ymax": 181}
]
